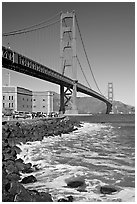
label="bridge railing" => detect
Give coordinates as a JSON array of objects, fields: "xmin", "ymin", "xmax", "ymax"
[
  {"xmin": 2, "ymin": 46, "xmax": 14, "ymax": 62},
  {"xmin": 2, "ymin": 46, "xmax": 74, "ymax": 86}
]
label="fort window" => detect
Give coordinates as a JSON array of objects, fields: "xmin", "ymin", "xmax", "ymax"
[{"xmin": 3, "ymin": 103, "xmax": 5, "ymax": 108}]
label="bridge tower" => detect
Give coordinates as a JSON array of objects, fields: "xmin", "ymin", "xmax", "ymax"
[
  {"xmin": 108, "ymin": 82, "xmax": 113, "ymax": 102},
  {"xmin": 59, "ymin": 11, "xmax": 78, "ymax": 114},
  {"xmin": 108, "ymin": 82, "xmax": 113, "ymax": 113}
]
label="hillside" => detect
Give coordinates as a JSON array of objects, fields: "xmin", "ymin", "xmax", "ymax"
[
  {"xmin": 77, "ymin": 97, "xmax": 135, "ymax": 114},
  {"xmin": 77, "ymin": 97, "xmax": 106, "ymax": 114},
  {"xmin": 53, "ymin": 92, "xmax": 135, "ymax": 114},
  {"xmin": 112, "ymin": 101, "xmax": 135, "ymax": 114}
]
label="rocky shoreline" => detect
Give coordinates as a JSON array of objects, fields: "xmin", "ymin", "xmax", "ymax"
[
  {"xmin": 2, "ymin": 116, "xmax": 121, "ymax": 202},
  {"xmin": 2, "ymin": 116, "xmax": 80, "ymax": 202}
]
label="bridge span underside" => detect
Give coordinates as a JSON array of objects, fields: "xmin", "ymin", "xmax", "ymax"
[{"xmin": 2, "ymin": 47, "xmax": 112, "ymax": 114}]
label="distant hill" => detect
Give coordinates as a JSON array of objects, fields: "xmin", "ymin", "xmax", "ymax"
[
  {"xmin": 77, "ymin": 97, "xmax": 106, "ymax": 114},
  {"xmin": 53, "ymin": 92, "xmax": 135, "ymax": 114},
  {"xmin": 77, "ymin": 97, "xmax": 135, "ymax": 114},
  {"xmin": 112, "ymin": 101, "xmax": 135, "ymax": 114}
]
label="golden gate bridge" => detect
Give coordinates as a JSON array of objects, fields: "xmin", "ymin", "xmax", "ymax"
[{"xmin": 2, "ymin": 11, "xmax": 112, "ymax": 114}]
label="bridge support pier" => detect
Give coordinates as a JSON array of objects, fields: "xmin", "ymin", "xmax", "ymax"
[
  {"xmin": 71, "ymin": 80, "xmax": 78, "ymax": 114},
  {"xmin": 106, "ymin": 102, "xmax": 112, "ymax": 114},
  {"xmin": 59, "ymin": 85, "xmax": 65, "ymax": 114},
  {"xmin": 59, "ymin": 81, "xmax": 78, "ymax": 114}
]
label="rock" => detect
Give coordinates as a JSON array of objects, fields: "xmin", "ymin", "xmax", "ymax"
[
  {"xmin": 67, "ymin": 195, "xmax": 74, "ymax": 202},
  {"xmin": 65, "ymin": 176, "xmax": 85, "ymax": 188},
  {"xmin": 20, "ymin": 175, "xmax": 37, "ymax": 184},
  {"xmin": 67, "ymin": 180, "xmax": 84, "ymax": 188},
  {"xmin": 29, "ymin": 189, "xmax": 39, "ymax": 196},
  {"xmin": 35, "ymin": 192, "xmax": 53, "ymax": 202},
  {"xmin": 22, "ymin": 168, "xmax": 33, "ymax": 173},
  {"xmin": 14, "ymin": 189, "xmax": 33, "ymax": 202},
  {"xmin": 16, "ymin": 122, "xmax": 20, "ymax": 127},
  {"xmin": 10, "ymin": 149, "xmax": 17, "ymax": 157},
  {"xmin": 4, "ymin": 153, "xmax": 16, "ymax": 161},
  {"xmin": 2, "ymin": 192, "xmax": 15, "ymax": 202},
  {"xmin": 100, "ymin": 185, "xmax": 118, "ymax": 194},
  {"xmin": 77, "ymin": 187, "xmax": 87, "ymax": 192},
  {"xmin": 58, "ymin": 198, "xmax": 69, "ymax": 202},
  {"xmin": 2, "ymin": 166, "xmax": 7, "ymax": 179},
  {"xmin": 7, "ymin": 138, "xmax": 16, "ymax": 147},
  {"xmin": 58, "ymin": 195, "xmax": 73, "ymax": 202},
  {"xmin": 9, "ymin": 181, "xmax": 26, "ymax": 195},
  {"xmin": 2, "ymin": 121, "xmax": 7, "ymax": 125},
  {"xmin": 4, "ymin": 182, "xmax": 11, "ymax": 192},
  {"xmin": 22, "ymin": 162, "xmax": 33, "ymax": 173},
  {"xmin": 15, "ymin": 158, "xmax": 24, "ymax": 163},
  {"xmin": 5, "ymin": 159, "xmax": 15, "ymax": 167},
  {"xmin": 7, "ymin": 173, "xmax": 21, "ymax": 181},
  {"xmin": 14, "ymin": 188, "xmax": 53, "ymax": 202},
  {"xmin": 12, "ymin": 145, "xmax": 22, "ymax": 154},
  {"xmin": 6, "ymin": 163, "xmax": 19, "ymax": 174},
  {"xmin": 16, "ymin": 162, "xmax": 25, "ymax": 172},
  {"xmin": 15, "ymin": 159, "xmax": 26, "ymax": 172},
  {"xmin": 2, "ymin": 139, "xmax": 10, "ymax": 149}
]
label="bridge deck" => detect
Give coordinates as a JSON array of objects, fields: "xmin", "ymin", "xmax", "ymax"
[{"xmin": 2, "ymin": 46, "xmax": 112, "ymax": 109}]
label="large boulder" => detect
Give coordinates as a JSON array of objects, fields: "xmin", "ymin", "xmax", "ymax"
[
  {"xmin": 6, "ymin": 163, "xmax": 19, "ymax": 174},
  {"xmin": 15, "ymin": 159, "xmax": 26, "ymax": 172},
  {"xmin": 65, "ymin": 176, "xmax": 85, "ymax": 188},
  {"xmin": 20, "ymin": 175, "xmax": 37, "ymax": 184},
  {"xmin": 100, "ymin": 185, "xmax": 118, "ymax": 194},
  {"xmin": 12, "ymin": 145, "xmax": 22, "ymax": 154},
  {"xmin": 14, "ymin": 189, "xmax": 33, "ymax": 202},
  {"xmin": 34, "ymin": 191, "xmax": 53, "ymax": 202},
  {"xmin": 6, "ymin": 173, "xmax": 21, "ymax": 181},
  {"xmin": 22, "ymin": 162, "xmax": 33, "ymax": 173}
]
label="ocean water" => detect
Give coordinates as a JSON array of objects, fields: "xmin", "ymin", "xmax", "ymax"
[{"xmin": 18, "ymin": 121, "xmax": 135, "ymax": 202}]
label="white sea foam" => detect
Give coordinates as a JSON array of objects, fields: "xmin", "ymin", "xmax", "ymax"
[{"xmin": 16, "ymin": 121, "xmax": 135, "ymax": 202}]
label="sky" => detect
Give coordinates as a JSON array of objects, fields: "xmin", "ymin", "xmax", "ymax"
[{"xmin": 2, "ymin": 1, "xmax": 135, "ymax": 106}]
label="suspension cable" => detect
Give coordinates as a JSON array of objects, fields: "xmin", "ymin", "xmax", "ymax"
[
  {"xmin": 75, "ymin": 14, "xmax": 104, "ymax": 96},
  {"xmin": 3, "ymin": 12, "xmax": 61, "ymax": 36},
  {"xmin": 2, "ymin": 19, "xmax": 60, "ymax": 36},
  {"xmin": 76, "ymin": 56, "xmax": 91, "ymax": 89}
]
